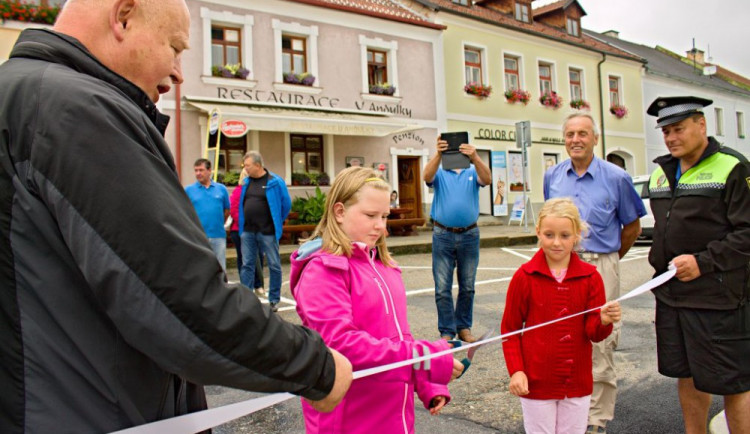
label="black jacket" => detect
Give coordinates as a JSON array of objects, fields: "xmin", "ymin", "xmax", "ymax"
[
  {"xmin": 0, "ymin": 29, "xmax": 334, "ymax": 433},
  {"xmin": 648, "ymin": 138, "xmax": 750, "ymax": 309}
]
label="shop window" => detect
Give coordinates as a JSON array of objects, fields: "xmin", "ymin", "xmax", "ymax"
[
  {"xmin": 291, "ymin": 135, "xmax": 324, "ymax": 174},
  {"xmin": 504, "ymin": 56, "xmax": 521, "ymax": 91},
  {"xmin": 211, "ymin": 26, "xmax": 241, "ymax": 67},
  {"xmin": 464, "ymin": 47, "xmax": 483, "ymax": 85},
  {"xmin": 569, "ymin": 68, "xmax": 583, "ymax": 100}
]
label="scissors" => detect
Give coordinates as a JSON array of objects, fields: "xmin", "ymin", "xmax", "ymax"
[{"xmin": 449, "ymin": 329, "xmax": 494, "ymax": 379}]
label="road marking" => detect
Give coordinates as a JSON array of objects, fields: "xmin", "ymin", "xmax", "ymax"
[
  {"xmin": 502, "ymin": 247, "xmax": 535, "ymax": 261},
  {"xmin": 405, "ymin": 277, "xmax": 512, "ymax": 296},
  {"xmin": 400, "ymin": 265, "xmax": 519, "ymax": 271}
]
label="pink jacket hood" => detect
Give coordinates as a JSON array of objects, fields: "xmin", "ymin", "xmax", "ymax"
[{"xmin": 290, "ymin": 240, "xmax": 454, "ymax": 434}]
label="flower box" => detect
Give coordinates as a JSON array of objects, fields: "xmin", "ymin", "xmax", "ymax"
[
  {"xmin": 0, "ymin": 0, "xmax": 60, "ymax": 24},
  {"xmin": 369, "ymin": 83, "xmax": 396, "ymax": 96},
  {"xmin": 539, "ymin": 91, "xmax": 563, "ymax": 109},
  {"xmin": 504, "ymin": 89, "xmax": 531, "ymax": 105},
  {"xmin": 283, "ymin": 72, "xmax": 316, "ymax": 86},
  {"xmin": 610, "ymin": 104, "xmax": 628, "ymax": 119},
  {"xmin": 464, "ymin": 82, "xmax": 493, "ymax": 99},
  {"xmin": 570, "ymin": 99, "xmax": 591, "ymax": 110},
  {"xmin": 211, "ymin": 64, "xmax": 250, "ymax": 79}
]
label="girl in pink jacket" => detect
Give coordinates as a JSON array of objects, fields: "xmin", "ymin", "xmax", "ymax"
[{"xmin": 290, "ymin": 167, "xmax": 463, "ymax": 434}]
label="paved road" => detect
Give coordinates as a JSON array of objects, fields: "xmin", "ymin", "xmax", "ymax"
[{"xmin": 209, "ymin": 242, "xmax": 723, "ymax": 433}]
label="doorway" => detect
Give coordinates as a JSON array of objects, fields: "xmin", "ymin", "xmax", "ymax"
[{"xmin": 396, "ymin": 156, "xmax": 423, "ymax": 218}]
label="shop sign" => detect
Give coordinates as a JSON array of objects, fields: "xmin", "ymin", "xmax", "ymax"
[{"xmin": 221, "ymin": 120, "xmax": 248, "ymax": 137}]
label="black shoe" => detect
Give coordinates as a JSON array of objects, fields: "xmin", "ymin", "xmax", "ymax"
[{"xmin": 270, "ymin": 302, "xmax": 279, "ymax": 312}]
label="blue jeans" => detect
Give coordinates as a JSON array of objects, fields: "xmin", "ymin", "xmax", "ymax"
[
  {"xmin": 240, "ymin": 231, "xmax": 281, "ymax": 303},
  {"xmin": 230, "ymin": 230, "xmax": 263, "ymax": 288},
  {"xmin": 432, "ymin": 225, "xmax": 480, "ymax": 337},
  {"xmin": 208, "ymin": 237, "xmax": 226, "ymax": 272}
]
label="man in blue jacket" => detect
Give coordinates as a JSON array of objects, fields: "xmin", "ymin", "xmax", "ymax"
[{"xmin": 239, "ymin": 151, "xmax": 291, "ymax": 312}]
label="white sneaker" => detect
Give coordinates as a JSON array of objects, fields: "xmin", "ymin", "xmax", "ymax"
[{"xmin": 254, "ymin": 288, "xmax": 266, "ymax": 298}]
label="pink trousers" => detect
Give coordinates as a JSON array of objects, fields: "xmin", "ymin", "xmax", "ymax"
[{"xmin": 520, "ymin": 395, "xmax": 591, "ymax": 434}]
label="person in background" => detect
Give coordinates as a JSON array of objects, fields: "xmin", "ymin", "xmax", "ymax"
[
  {"xmin": 238, "ymin": 150, "xmax": 291, "ymax": 312},
  {"xmin": 646, "ymin": 96, "xmax": 750, "ymax": 434},
  {"xmin": 390, "ymin": 190, "xmax": 399, "ymax": 208},
  {"xmin": 185, "ymin": 158, "xmax": 230, "ymax": 270},
  {"xmin": 0, "ymin": 0, "xmax": 351, "ymax": 431},
  {"xmin": 290, "ymin": 167, "xmax": 464, "ymax": 433},
  {"xmin": 544, "ymin": 113, "xmax": 646, "ymax": 434},
  {"xmin": 229, "ymin": 167, "xmax": 264, "ymax": 296},
  {"xmin": 502, "ymin": 198, "xmax": 621, "ymax": 434},
  {"xmin": 424, "ymin": 137, "xmax": 492, "ymax": 343}
]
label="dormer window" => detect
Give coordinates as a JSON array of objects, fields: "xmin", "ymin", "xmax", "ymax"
[
  {"xmin": 515, "ymin": 3, "xmax": 530, "ymax": 23},
  {"xmin": 566, "ymin": 17, "xmax": 580, "ymax": 36},
  {"xmin": 452, "ymin": 0, "xmax": 470, "ymax": 5}
]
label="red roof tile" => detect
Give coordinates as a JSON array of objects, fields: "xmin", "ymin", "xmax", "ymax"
[
  {"xmin": 416, "ymin": 0, "xmax": 641, "ymax": 61},
  {"xmin": 284, "ymin": 0, "xmax": 446, "ymax": 29}
]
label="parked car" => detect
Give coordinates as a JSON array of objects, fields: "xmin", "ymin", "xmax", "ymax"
[{"xmin": 631, "ymin": 175, "xmax": 654, "ymax": 239}]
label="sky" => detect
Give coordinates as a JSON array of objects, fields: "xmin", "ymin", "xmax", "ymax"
[{"xmin": 535, "ymin": 0, "xmax": 750, "ymax": 78}]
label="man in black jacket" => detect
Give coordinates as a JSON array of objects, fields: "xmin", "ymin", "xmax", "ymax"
[
  {"xmin": 0, "ymin": 0, "xmax": 351, "ymax": 432},
  {"xmin": 647, "ymin": 96, "xmax": 750, "ymax": 433}
]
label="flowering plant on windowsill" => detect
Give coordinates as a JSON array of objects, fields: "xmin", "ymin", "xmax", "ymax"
[
  {"xmin": 283, "ymin": 72, "xmax": 316, "ymax": 86},
  {"xmin": 570, "ymin": 99, "xmax": 590, "ymax": 110},
  {"xmin": 0, "ymin": 0, "xmax": 60, "ymax": 24},
  {"xmin": 464, "ymin": 82, "xmax": 493, "ymax": 98},
  {"xmin": 504, "ymin": 89, "xmax": 531, "ymax": 105},
  {"xmin": 610, "ymin": 104, "xmax": 628, "ymax": 119},
  {"xmin": 211, "ymin": 64, "xmax": 250, "ymax": 79},
  {"xmin": 539, "ymin": 91, "xmax": 563, "ymax": 109},
  {"xmin": 369, "ymin": 83, "xmax": 397, "ymax": 96}
]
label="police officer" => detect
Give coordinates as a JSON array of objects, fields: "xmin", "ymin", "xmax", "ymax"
[{"xmin": 647, "ymin": 96, "xmax": 750, "ymax": 433}]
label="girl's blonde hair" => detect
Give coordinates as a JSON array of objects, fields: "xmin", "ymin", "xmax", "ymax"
[
  {"xmin": 308, "ymin": 167, "xmax": 395, "ymax": 266},
  {"xmin": 536, "ymin": 198, "xmax": 588, "ymax": 244}
]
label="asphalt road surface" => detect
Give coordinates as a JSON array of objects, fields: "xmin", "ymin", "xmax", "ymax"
[{"xmin": 209, "ymin": 242, "xmax": 723, "ymax": 433}]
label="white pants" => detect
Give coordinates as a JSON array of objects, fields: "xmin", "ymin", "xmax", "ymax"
[{"xmin": 520, "ymin": 395, "xmax": 591, "ymax": 434}]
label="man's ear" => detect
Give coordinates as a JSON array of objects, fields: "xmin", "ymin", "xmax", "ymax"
[{"xmin": 111, "ymin": 0, "xmax": 137, "ymax": 42}]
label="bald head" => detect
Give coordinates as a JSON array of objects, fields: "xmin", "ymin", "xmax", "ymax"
[{"xmin": 54, "ymin": 0, "xmax": 190, "ymax": 103}]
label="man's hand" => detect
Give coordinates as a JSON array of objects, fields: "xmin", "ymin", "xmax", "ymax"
[
  {"xmin": 671, "ymin": 254, "xmax": 701, "ymax": 282},
  {"xmin": 436, "ymin": 138, "xmax": 449, "ymax": 155},
  {"xmin": 307, "ymin": 348, "xmax": 353, "ymax": 413},
  {"xmin": 459, "ymin": 143, "xmax": 478, "ymax": 160},
  {"xmin": 509, "ymin": 371, "xmax": 529, "ymax": 396}
]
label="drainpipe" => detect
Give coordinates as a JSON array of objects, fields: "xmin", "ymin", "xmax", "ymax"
[
  {"xmin": 175, "ymin": 83, "xmax": 182, "ymax": 179},
  {"xmin": 597, "ymin": 53, "xmax": 607, "ymax": 159}
]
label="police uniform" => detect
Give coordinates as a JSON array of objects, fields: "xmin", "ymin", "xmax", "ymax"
[{"xmin": 647, "ymin": 96, "xmax": 750, "ymax": 395}]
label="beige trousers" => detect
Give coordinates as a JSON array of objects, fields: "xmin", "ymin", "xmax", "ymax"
[{"xmin": 581, "ymin": 252, "xmax": 620, "ymax": 428}]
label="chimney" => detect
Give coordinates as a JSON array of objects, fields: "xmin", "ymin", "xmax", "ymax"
[
  {"xmin": 602, "ymin": 30, "xmax": 619, "ymax": 39},
  {"xmin": 686, "ymin": 48, "xmax": 705, "ymax": 65}
]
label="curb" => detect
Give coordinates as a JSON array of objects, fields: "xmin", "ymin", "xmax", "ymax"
[{"xmin": 226, "ymin": 233, "xmax": 538, "ymax": 268}]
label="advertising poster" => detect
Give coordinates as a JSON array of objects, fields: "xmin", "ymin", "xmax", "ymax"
[{"xmin": 491, "ymin": 151, "xmax": 508, "ymax": 216}]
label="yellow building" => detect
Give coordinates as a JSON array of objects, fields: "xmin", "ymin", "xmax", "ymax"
[{"xmin": 418, "ymin": 0, "xmax": 646, "ymax": 218}]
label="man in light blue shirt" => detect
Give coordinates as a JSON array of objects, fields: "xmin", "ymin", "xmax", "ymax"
[
  {"xmin": 185, "ymin": 158, "xmax": 230, "ymax": 271},
  {"xmin": 544, "ymin": 113, "xmax": 646, "ymax": 434},
  {"xmin": 424, "ymin": 137, "xmax": 491, "ymax": 343}
]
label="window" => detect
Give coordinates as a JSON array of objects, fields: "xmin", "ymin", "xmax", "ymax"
[
  {"xmin": 569, "ymin": 68, "xmax": 583, "ymax": 100},
  {"xmin": 608, "ymin": 76, "xmax": 621, "ymax": 106},
  {"xmin": 737, "ymin": 112, "xmax": 745, "ymax": 138},
  {"xmin": 211, "ymin": 26, "xmax": 241, "ymax": 67},
  {"xmin": 464, "ymin": 48, "xmax": 482, "ymax": 85},
  {"xmin": 515, "ymin": 3, "xmax": 530, "ymax": 22},
  {"xmin": 359, "ymin": 36, "xmax": 399, "ymax": 96},
  {"xmin": 538, "ymin": 63, "xmax": 552, "ymax": 94},
  {"xmin": 452, "ymin": 0, "xmax": 470, "ymax": 5},
  {"xmin": 282, "ymin": 35, "xmax": 307, "ymax": 74},
  {"xmin": 367, "ymin": 49, "xmax": 388, "ymax": 86},
  {"xmin": 291, "ymin": 135, "xmax": 324, "ymax": 174},
  {"xmin": 566, "ymin": 17, "xmax": 579, "ymax": 36},
  {"xmin": 715, "ymin": 107, "xmax": 724, "ymax": 136},
  {"xmin": 504, "ymin": 56, "xmax": 520, "ymax": 90}
]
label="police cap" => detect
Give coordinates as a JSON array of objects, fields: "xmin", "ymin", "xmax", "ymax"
[{"xmin": 647, "ymin": 96, "xmax": 713, "ymax": 128}]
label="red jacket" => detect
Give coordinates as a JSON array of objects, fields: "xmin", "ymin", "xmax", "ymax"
[{"xmin": 501, "ymin": 250, "xmax": 612, "ymax": 400}]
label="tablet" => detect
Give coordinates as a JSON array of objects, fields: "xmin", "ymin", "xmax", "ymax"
[{"xmin": 440, "ymin": 132, "xmax": 470, "ymax": 170}]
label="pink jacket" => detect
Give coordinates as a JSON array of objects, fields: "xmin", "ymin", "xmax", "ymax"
[
  {"xmin": 290, "ymin": 241, "xmax": 454, "ymax": 434},
  {"xmin": 228, "ymin": 186, "xmax": 241, "ymax": 232}
]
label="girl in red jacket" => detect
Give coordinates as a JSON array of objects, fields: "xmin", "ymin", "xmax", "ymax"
[{"xmin": 501, "ymin": 198, "xmax": 621, "ymax": 433}]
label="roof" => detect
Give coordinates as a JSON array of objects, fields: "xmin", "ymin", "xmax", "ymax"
[
  {"xmin": 283, "ymin": 0, "xmax": 446, "ymax": 29},
  {"xmin": 585, "ymin": 30, "xmax": 750, "ymax": 98},
  {"xmin": 413, "ymin": 0, "xmax": 641, "ymax": 62},
  {"xmin": 532, "ymin": 0, "xmax": 586, "ymax": 18}
]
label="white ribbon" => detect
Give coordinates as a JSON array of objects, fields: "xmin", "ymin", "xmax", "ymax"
[{"xmin": 113, "ymin": 267, "xmax": 676, "ymax": 434}]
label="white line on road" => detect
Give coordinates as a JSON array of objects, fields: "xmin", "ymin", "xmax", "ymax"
[
  {"xmin": 502, "ymin": 247, "xmax": 534, "ymax": 261},
  {"xmin": 405, "ymin": 277, "xmax": 512, "ymax": 296},
  {"xmin": 399, "ymin": 265, "xmax": 520, "ymax": 271}
]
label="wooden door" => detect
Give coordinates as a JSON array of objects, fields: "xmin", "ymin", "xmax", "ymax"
[{"xmin": 397, "ymin": 157, "xmax": 422, "ymax": 218}]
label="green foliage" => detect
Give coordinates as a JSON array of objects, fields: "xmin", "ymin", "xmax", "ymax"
[
  {"xmin": 289, "ymin": 187, "xmax": 327, "ymax": 224},
  {"xmin": 221, "ymin": 171, "xmax": 241, "ymax": 186}
]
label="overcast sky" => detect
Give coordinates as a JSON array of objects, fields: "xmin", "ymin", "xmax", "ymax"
[{"xmin": 535, "ymin": 0, "xmax": 750, "ymax": 78}]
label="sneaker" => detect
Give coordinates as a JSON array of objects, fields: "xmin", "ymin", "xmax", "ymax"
[
  {"xmin": 458, "ymin": 329, "xmax": 478, "ymax": 343},
  {"xmin": 254, "ymin": 287, "xmax": 266, "ymax": 298},
  {"xmin": 270, "ymin": 302, "xmax": 279, "ymax": 312},
  {"xmin": 586, "ymin": 425, "xmax": 606, "ymax": 434}
]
